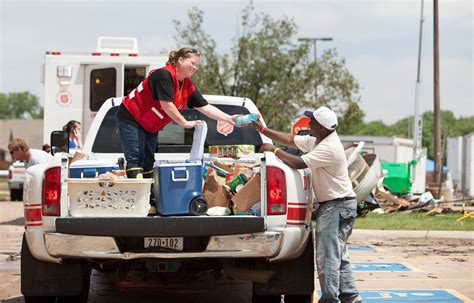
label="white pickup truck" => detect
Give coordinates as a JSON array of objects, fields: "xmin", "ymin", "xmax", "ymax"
[
  {"xmin": 21, "ymin": 96, "xmax": 316, "ymax": 303},
  {"xmin": 8, "ymin": 161, "xmax": 25, "ymax": 201}
]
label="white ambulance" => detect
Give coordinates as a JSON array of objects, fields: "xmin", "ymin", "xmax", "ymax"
[{"xmin": 41, "ymin": 37, "xmax": 168, "ymax": 141}]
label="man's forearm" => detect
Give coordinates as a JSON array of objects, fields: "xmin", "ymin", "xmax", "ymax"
[
  {"xmin": 274, "ymin": 148, "xmax": 307, "ymax": 169},
  {"xmin": 261, "ymin": 128, "xmax": 297, "ymax": 148}
]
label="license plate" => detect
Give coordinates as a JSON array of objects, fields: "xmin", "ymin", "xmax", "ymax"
[{"xmin": 144, "ymin": 237, "xmax": 183, "ymax": 251}]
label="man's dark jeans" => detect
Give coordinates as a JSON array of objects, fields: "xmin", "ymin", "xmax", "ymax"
[{"xmin": 117, "ymin": 118, "xmax": 157, "ymax": 172}]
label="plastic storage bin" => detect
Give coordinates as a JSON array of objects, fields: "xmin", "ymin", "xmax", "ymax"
[
  {"xmin": 67, "ymin": 178, "xmax": 153, "ymax": 217},
  {"xmin": 70, "ymin": 160, "xmax": 118, "ymax": 178},
  {"xmin": 153, "ymin": 122, "xmax": 208, "ymax": 216}
]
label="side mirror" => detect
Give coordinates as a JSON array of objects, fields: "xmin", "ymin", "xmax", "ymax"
[{"xmin": 50, "ymin": 130, "xmax": 69, "ymax": 155}]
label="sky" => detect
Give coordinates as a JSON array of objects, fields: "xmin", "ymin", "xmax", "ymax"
[{"xmin": 0, "ymin": 0, "xmax": 472, "ymax": 124}]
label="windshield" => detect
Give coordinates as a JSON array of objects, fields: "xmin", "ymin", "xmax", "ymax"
[{"xmin": 92, "ymin": 105, "xmax": 263, "ymax": 153}]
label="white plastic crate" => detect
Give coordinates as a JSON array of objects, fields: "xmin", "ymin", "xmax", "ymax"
[{"xmin": 67, "ymin": 178, "xmax": 152, "ymax": 217}]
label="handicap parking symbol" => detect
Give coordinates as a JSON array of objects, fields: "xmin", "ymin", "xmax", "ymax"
[
  {"xmin": 352, "ymin": 262, "xmax": 411, "ymax": 271},
  {"xmin": 360, "ymin": 290, "xmax": 464, "ymax": 302}
]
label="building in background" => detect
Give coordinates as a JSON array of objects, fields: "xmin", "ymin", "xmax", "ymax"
[{"xmin": 447, "ymin": 133, "xmax": 474, "ymax": 197}]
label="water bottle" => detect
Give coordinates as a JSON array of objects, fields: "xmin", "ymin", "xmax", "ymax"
[{"xmin": 235, "ymin": 113, "xmax": 260, "ymax": 127}]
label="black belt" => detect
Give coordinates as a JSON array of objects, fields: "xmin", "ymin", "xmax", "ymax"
[{"xmin": 319, "ymin": 196, "xmax": 356, "ymax": 204}]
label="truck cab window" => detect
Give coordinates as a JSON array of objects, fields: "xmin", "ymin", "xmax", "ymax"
[
  {"xmin": 92, "ymin": 104, "xmax": 264, "ymax": 154},
  {"xmin": 90, "ymin": 68, "xmax": 117, "ymax": 111}
]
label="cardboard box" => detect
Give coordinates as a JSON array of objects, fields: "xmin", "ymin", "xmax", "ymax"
[
  {"xmin": 203, "ymin": 168, "xmax": 233, "ymax": 208},
  {"xmin": 231, "ymin": 173, "xmax": 261, "ymax": 213}
]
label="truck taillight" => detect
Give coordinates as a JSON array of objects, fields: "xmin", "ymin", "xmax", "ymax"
[
  {"xmin": 24, "ymin": 205, "xmax": 42, "ymax": 227},
  {"xmin": 266, "ymin": 166, "xmax": 287, "ymax": 215},
  {"xmin": 42, "ymin": 167, "xmax": 61, "ymax": 216}
]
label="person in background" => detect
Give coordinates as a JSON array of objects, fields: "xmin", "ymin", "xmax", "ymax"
[
  {"xmin": 63, "ymin": 120, "xmax": 83, "ymax": 150},
  {"xmin": 8, "ymin": 138, "xmax": 53, "ymax": 168},
  {"xmin": 251, "ymin": 106, "xmax": 361, "ymax": 303},
  {"xmin": 117, "ymin": 47, "xmax": 237, "ymax": 179},
  {"xmin": 42, "ymin": 144, "xmax": 51, "ymax": 153}
]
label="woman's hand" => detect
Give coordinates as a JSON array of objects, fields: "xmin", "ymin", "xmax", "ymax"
[
  {"xmin": 259, "ymin": 143, "xmax": 276, "ymax": 153},
  {"xmin": 228, "ymin": 114, "xmax": 241, "ymax": 126},
  {"xmin": 73, "ymin": 128, "xmax": 83, "ymax": 148},
  {"xmin": 183, "ymin": 120, "xmax": 203, "ymax": 129}
]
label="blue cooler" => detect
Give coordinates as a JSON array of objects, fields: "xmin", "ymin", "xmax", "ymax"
[
  {"xmin": 70, "ymin": 160, "xmax": 119, "ymax": 178},
  {"xmin": 154, "ymin": 162, "xmax": 203, "ymax": 215},
  {"xmin": 153, "ymin": 122, "xmax": 208, "ymax": 216}
]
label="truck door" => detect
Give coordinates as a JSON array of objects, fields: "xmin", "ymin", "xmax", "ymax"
[{"xmin": 84, "ymin": 64, "xmax": 124, "ymax": 135}]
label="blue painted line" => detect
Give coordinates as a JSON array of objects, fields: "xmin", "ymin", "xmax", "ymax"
[
  {"xmin": 348, "ymin": 246, "xmax": 375, "ymax": 252},
  {"xmin": 315, "ymin": 290, "xmax": 463, "ymax": 302},
  {"xmin": 352, "ymin": 262, "xmax": 411, "ymax": 271}
]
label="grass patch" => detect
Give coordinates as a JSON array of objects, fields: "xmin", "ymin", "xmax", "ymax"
[{"xmin": 354, "ymin": 212, "xmax": 474, "ymax": 231}]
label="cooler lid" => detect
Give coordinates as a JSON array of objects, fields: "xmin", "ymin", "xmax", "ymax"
[
  {"xmin": 189, "ymin": 121, "xmax": 207, "ymax": 162},
  {"xmin": 70, "ymin": 159, "xmax": 118, "ymax": 169}
]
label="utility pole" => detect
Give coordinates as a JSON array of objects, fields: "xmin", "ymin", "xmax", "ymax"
[
  {"xmin": 433, "ymin": 0, "xmax": 442, "ymax": 185},
  {"xmin": 413, "ymin": 0, "xmax": 424, "ymax": 162},
  {"xmin": 297, "ymin": 37, "xmax": 333, "ymax": 101}
]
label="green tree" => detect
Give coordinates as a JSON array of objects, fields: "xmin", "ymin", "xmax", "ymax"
[
  {"xmin": 173, "ymin": 3, "xmax": 361, "ymax": 131},
  {"xmin": 0, "ymin": 92, "xmax": 43, "ymax": 119}
]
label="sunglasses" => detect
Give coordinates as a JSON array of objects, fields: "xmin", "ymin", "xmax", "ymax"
[{"xmin": 184, "ymin": 48, "xmax": 200, "ymax": 56}]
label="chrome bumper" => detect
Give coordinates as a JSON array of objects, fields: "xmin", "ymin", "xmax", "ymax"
[{"xmin": 44, "ymin": 231, "xmax": 283, "ymax": 259}]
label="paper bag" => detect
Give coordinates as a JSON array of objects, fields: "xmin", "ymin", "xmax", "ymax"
[
  {"xmin": 231, "ymin": 173, "xmax": 261, "ymax": 213},
  {"xmin": 203, "ymin": 168, "xmax": 233, "ymax": 208}
]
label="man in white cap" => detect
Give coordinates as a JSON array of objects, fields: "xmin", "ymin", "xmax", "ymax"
[{"xmin": 252, "ymin": 106, "xmax": 361, "ymax": 303}]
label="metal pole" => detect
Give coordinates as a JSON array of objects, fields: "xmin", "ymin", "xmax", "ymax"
[
  {"xmin": 297, "ymin": 37, "xmax": 333, "ymax": 102},
  {"xmin": 313, "ymin": 40, "xmax": 318, "ymax": 100},
  {"xmin": 433, "ymin": 0, "xmax": 442, "ymax": 186},
  {"xmin": 413, "ymin": 0, "xmax": 424, "ymax": 161}
]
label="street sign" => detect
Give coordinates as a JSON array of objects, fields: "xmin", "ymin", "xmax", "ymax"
[{"xmin": 291, "ymin": 116, "xmax": 310, "ymax": 135}]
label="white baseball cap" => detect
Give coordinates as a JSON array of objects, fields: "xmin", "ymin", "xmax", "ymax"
[{"xmin": 304, "ymin": 106, "xmax": 338, "ymax": 130}]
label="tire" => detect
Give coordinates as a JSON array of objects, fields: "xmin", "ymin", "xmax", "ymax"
[
  {"xmin": 24, "ymin": 296, "xmax": 56, "ymax": 303},
  {"xmin": 252, "ymin": 293, "xmax": 282, "ymax": 303},
  {"xmin": 10, "ymin": 189, "xmax": 22, "ymax": 201},
  {"xmin": 285, "ymin": 294, "xmax": 313, "ymax": 303},
  {"xmin": 253, "ymin": 231, "xmax": 315, "ymax": 298},
  {"xmin": 21, "ymin": 234, "xmax": 90, "ymax": 302}
]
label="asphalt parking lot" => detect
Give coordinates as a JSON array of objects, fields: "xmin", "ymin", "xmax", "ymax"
[{"xmin": 1, "ymin": 201, "xmax": 473, "ymax": 302}]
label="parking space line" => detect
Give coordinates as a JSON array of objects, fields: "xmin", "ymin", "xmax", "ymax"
[
  {"xmin": 349, "ymin": 245, "xmax": 376, "ymax": 252},
  {"xmin": 446, "ymin": 289, "xmax": 474, "ymax": 303}
]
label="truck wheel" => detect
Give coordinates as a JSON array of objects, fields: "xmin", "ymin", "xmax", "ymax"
[
  {"xmin": 21, "ymin": 234, "xmax": 90, "ymax": 302},
  {"xmin": 285, "ymin": 294, "xmax": 313, "ymax": 303},
  {"xmin": 10, "ymin": 189, "xmax": 22, "ymax": 201},
  {"xmin": 251, "ymin": 293, "xmax": 281, "ymax": 303},
  {"xmin": 253, "ymin": 231, "xmax": 315, "ymax": 299},
  {"xmin": 24, "ymin": 296, "xmax": 56, "ymax": 303}
]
